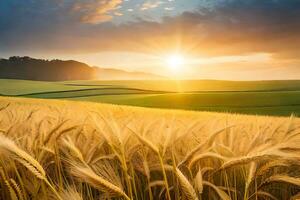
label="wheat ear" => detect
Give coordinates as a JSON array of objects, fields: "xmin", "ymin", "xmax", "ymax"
[
  {"xmin": 0, "ymin": 169, "xmax": 18, "ymax": 200},
  {"xmin": 175, "ymin": 167, "xmax": 199, "ymax": 200},
  {"xmin": 260, "ymin": 175, "xmax": 300, "ymax": 187},
  {"xmin": 9, "ymin": 179, "xmax": 24, "ymax": 200},
  {"xmin": 0, "ymin": 135, "xmax": 63, "ymax": 200},
  {"xmin": 70, "ymin": 165, "xmax": 130, "ymax": 200}
]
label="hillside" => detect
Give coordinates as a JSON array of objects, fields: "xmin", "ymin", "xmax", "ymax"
[
  {"xmin": 0, "ymin": 56, "xmax": 95, "ymax": 81},
  {"xmin": 0, "ymin": 56, "xmax": 163, "ymax": 81}
]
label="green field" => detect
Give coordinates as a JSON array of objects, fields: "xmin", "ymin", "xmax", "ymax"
[{"xmin": 2, "ymin": 79, "xmax": 300, "ymax": 116}]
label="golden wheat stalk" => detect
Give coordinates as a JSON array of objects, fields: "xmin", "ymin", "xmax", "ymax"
[
  {"xmin": 220, "ymin": 149, "xmax": 299, "ymax": 170},
  {"xmin": 70, "ymin": 165, "xmax": 130, "ymax": 200},
  {"xmin": 62, "ymin": 136, "xmax": 86, "ymax": 164},
  {"xmin": 43, "ymin": 120, "xmax": 69, "ymax": 145},
  {"xmin": 9, "ymin": 179, "xmax": 24, "ymax": 200},
  {"xmin": 256, "ymin": 160, "xmax": 288, "ymax": 177},
  {"xmin": 243, "ymin": 162, "xmax": 257, "ymax": 200},
  {"xmin": 175, "ymin": 167, "xmax": 199, "ymax": 200},
  {"xmin": 203, "ymin": 181, "xmax": 231, "ymax": 200},
  {"xmin": 59, "ymin": 187, "xmax": 83, "ymax": 200},
  {"xmin": 179, "ymin": 125, "xmax": 235, "ymax": 167},
  {"xmin": 0, "ymin": 135, "xmax": 63, "ymax": 200},
  {"xmin": 128, "ymin": 127, "xmax": 159, "ymax": 154},
  {"xmin": 260, "ymin": 175, "xmax": 300, "ymax": 187},
  {"xmin": 129, "ymin": 126, "xmax": 172, "ymax": 200},
  {"xmin": 5, "ymin": 179, "xmax": 18, "ymax": 200},
  {"xmin": 149, "ymin": 180, "xmax": 165, "ymax": 188},
  {"xmin": 248, "ymin": 191, "xmax": 278, "ymax": 200},
  {"xmin": 189, "ymin": 152, "xmax": 228, "ymax": 169},
  {"xmin": 0, "ymin": 136, "xmax": 46, "ymax": 180},
  {"xmin": 0, "ymin": 169, "xmax": 18, "ymax": 200},
  {"xmin": 194, "ymin": 167, "xmax": 203, "ymax": 194}
]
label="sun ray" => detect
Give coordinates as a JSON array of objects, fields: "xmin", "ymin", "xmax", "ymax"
[{"xmin": 165, "ymin": 54, "xmax": 185, "ymax": 72}]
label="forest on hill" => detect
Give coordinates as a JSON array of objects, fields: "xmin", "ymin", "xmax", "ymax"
[
  {"xmin": 0, "ymin": 57, "xmax": 163, "ymax": 81},
  {"xmin": 0, "ymin": 56, "xmax": 95, "ymax": 81}
]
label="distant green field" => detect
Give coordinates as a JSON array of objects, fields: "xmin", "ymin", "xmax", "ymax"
[
  {"xmin": 0, "ymin": 79, "xmax": 102, "ymax": 95},
  {"xmin": 2, "ymin": 79, "xmax": 300, "ymax": 116},
  {"xmin": 64, "ymin": 79, "xmax": 300, "ymax": 92}
]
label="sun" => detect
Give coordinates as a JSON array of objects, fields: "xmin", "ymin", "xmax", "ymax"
[{"xmin": 165, "ymin": 54, "xmax": 184, "ymax": 72}]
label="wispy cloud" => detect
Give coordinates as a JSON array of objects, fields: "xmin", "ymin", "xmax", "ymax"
[
  {"xmin": 141, "ymin": 1, "xmax": 164, "ymax": 10},
  {"xmin": 114, "ymin": 12, "xmax": 123, "ymax": 16},
  {"xmin": 164, "ymin": 7, "xmax": 174, "ymax": 11}
]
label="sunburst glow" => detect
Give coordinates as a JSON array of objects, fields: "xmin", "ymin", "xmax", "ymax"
[{"xmin": 165, "ymin": 54, "xmax": 185, "ymax": 72}]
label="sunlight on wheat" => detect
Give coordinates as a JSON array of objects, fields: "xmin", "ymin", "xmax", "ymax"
[{"xmin": 0, "ymin": 97, "xmax": 299, "ymax": 199}]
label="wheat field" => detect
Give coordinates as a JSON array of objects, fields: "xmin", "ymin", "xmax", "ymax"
[{"xmin": 0, "ymin": 97, "xmax": 300, "ymax": 200}]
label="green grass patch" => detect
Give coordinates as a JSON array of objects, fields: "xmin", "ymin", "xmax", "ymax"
[
  {"xmin": 2, "ymin": 79, "xmax": 300, "ymax": 116},
  {"xmin": 69, "ymin": 91, "xmax": 300, "ymax": 116}
]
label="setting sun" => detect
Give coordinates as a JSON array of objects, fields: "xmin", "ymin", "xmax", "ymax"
[{"xmin": 165, "ymin": 54, "xmax": 185, "ymax": 72}]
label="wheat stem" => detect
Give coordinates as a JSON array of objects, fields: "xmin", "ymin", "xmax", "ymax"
[{"xmin": 158, "ymin": 152, "xmax": 172, "ymax": 200}]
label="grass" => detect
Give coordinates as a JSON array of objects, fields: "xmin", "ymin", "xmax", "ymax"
[
  {"xmin": 71, "ymin": 91, "xmax": 300, "ymax": 116},
  {"xmin": 63, "ymin": 79, "xmax": 300, "ymax": 92},
  {"xmin": 0, "ymin": 79, "xmax": 104, "ymax": 95},
  {"xmin": 2, "ymin": 79, "xmax": 300, "ymax": 116},
  {"xmin": 0, "ymin": 96, "xmax": 300, "ymax": 199},
  {"xmin": 21, "ymin": 88, "xmax": 157, "ymax": 99}
]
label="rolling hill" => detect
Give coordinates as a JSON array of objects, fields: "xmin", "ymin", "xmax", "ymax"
[
  {"xmin": 0, "ymin": 56, "xmax": 95, "ymax": 81},
  {"xmin": 0, "ymin": 56, "xmax": 163, "ymax": 81}
]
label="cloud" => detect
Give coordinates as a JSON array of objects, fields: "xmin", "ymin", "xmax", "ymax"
[
  {"xmin": 72, "ymin": 0, "xmax": 123, "ymax": 24},
  {"xmin": 0, "ymin": 0, "xmax": 300, "ymax": 61},
  {"xmin": 164, "ymin": 7, "xmax": 174, "ymax": 11},
  {"xmin": 114, "ymin": 12, "xmax": 123, "ymax": 16},
  {"xmin": 141, "ymin": 1, "xmax": 164, "ymax": 10}
]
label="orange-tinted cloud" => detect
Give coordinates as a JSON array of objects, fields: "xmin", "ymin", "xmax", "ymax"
[{"xmin": 72, "ymin": 0, "xmax": 123, "ymax": 24}]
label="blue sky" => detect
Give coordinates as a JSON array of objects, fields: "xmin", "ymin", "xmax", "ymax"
[{"xmin": 113, "ymin": 0, "xmax": 201, "ymax": 23}]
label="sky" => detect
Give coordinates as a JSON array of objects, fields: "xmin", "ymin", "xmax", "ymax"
[{"xmin": 0, "ymin": 0, "xmax": 300, "ymax": 80}]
